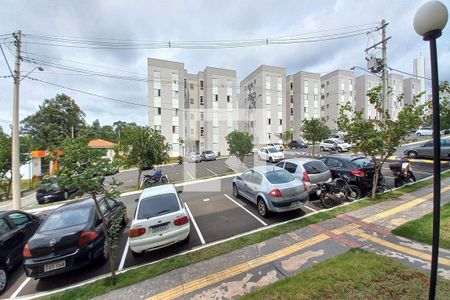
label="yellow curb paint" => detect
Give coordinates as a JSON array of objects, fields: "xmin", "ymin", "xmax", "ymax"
[{"xmin": 146, "ymin": 234, "xmax": 329, "ymax": 300}]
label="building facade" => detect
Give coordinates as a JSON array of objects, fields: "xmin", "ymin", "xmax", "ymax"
[
  {"xmin": 355, "ymin": 74, "xmax": 381, "ymax": 119},
  {"xmin": 403, "ymin": 77, "xmax": 422, "ymax": 105}
]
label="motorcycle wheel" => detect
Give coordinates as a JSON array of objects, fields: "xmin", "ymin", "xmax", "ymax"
[
  {"xmin": 347, "ymin": 185, "xmax": 361, "ymax": 202},
  {"xmin": 161, "ymin": 177, "xmax": 169, "ymax": 184},
  {"xmin": 408, "ymin": 172, "xmax": 416, "ymax": 183},
  {"xmin": 320, "ymin": 192, "xmax": 334, "ymax": 209},
  {"xmin": 394, "ymin": 178, "xmax": 402, "ymax": 188}
]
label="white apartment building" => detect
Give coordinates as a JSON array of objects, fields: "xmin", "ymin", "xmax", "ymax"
[
  {"xmin": 321, "ymin": 70, "xmax": 355, "ymax": 131},
  {"xmin": 413, "ymin": 55, "xmax": 427, "ymax": 105},
  {"xmin": 388, "ymin": 73, "xmax": 404, "ymax": 120},
  {"xmin": 404, "ymin": 77, "xmax": 422, "ymax": 105},
  {"xmin": 355, "ymin": 74, "xmax": 381, "ymax": 119},
  {"xmin": 240, "ymin": 65, "xmax": 286, "ymax": 145}
]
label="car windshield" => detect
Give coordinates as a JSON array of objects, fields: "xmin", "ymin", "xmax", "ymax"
[
  {"xmin": 205, "ymin": 151, "xmax": 214, "ymax": 154},
  {"xmin": 334, "ymin": 139, "xmax": 345, "ymax": 144},
  {"xmin": 39, "ymin": 206, "xmax": 92, "ymax": 232},
  {"xmin": 304, "ymin": 161, "xmax": 329, "ymax": 174},
  {"xmin": 137, "ymin": 193, "xmax": 180, "ymax": 219},
  {"xmin": 352, "ymin": 157, "xmax": 373, "ymax": 168},
  {"xmin": 267, "ymin": 147, "xmax": 279, "ymax": 153},
  {"xmin": 265, "ymin": 169, "xmax": 294, "ymax": 184}
]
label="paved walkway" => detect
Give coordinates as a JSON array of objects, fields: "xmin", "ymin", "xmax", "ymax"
[{"xmin": 94, "ymin": 178, "xmax": 450, "ymax": 300}]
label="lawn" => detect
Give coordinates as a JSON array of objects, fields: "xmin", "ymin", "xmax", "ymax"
[
  {"xmin": 242, "ymin": 249, "xmax": 450, "ymax": 300},
  {"xmin": 392, "ymin": 201, "xmax": 450, "ymax": 249}
]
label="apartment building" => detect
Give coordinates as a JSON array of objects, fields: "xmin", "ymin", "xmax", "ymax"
[
  {"xmin": 413, "ymin": 56, "xmax": 427, "ymax": 105},
  {"xmin": 355, "ymin": 74, "xmax": 381, "ymax": 119},
  {"xmin": 320, "ymin": 70, "xmax": 355, "ymax": 131},
  {"xmin": 403, "ymin": 77, "xmax": 422, "ymax": 105},
  {"xmin": 388, "ymin": 73, "xmax": 404, "ymax": 120},
  {"xmin": 240, "ymin": 65, "xmax": 286, "ymax": 146},
  {"xmin": 285, "ymin": 75, "xmax": 294, "ymax": 133}
]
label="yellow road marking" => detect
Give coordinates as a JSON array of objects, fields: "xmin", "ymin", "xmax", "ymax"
[
  {"xmin": 352, "ymin": 228, "xmax": 450, "ymax": 266},
  {"xmin": 146, "ymin": 234, "xmax": 330, "ymax": 300},
  {"xmin": 387, "ymin": 156, "xmax": 448, "ymax": 164}
]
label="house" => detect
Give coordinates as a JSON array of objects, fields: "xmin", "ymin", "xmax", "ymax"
[{"xmin": 88, "ymin": 139, "xmax": 117, "ymax": 161}]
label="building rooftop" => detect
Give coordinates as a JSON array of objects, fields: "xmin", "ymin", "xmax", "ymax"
[{"xmin": 88, "ymin": 139, "xmax": 117, "ymax": 149}]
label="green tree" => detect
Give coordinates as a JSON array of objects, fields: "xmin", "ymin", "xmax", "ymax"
[
  {"xmin": 81, "ymin": 119, "xmax": 118, "ymax": 143},
  {"xmin": 115, "ymin": 126, "xmax": 170, "ymax": 189},
  {"xmin": 54, "ymin": 137, "xmax": 122, "ymax": 285},
  {"xmin": 301, "ymin": 119, "xmax": 330, "ymax": 156},
  {"xmin": 439, "ymin": 81, "xmax": 450, "ymax": 130},
  {"xmin": 21, "ymin": 94, "xmax": 86, "ymax": 149},
  {"xmin": 337, "ymin": 86, "xmax": 426, "ymax": 199},
  {"xmin": 225, "ymin": 130, "xmax": 252, "ymax": 162},
  {"xmin": 276, "ymin": 130, "xmax": 294, "ymax": 145}
]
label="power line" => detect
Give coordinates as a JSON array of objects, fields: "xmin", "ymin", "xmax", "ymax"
[{"xmin": 0, "ymin": 44, "xmax": 14, "ymax": 77}]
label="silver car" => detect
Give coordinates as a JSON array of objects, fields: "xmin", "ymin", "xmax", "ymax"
[
  {"xmin": 232, "ymin": 166, "xmax": 309, "ymax": 217},
  {"xmin": 201, "ymin": 150, "xmax": 216, "ymax": 161},
  {"xmin": 187, "ymin": 152, "xmax": 201, "ymax": 163},
  {"xmin": 404, "ymin": 138, "xmax": 450, "ymax": 160},
  {"xmin": 276, "ymin": 158, "xmax": 332, "ymax": 194}
]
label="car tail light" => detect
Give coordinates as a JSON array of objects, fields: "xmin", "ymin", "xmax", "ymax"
[
  {"xmin": 269, "ymin": 188, "xmax": 282, "ymax": 197},
  {"xmin": 351, "ymin": 170, "xmax": 365, "ymax": 177},
  {"xmin": 302, "ymin": 171, "xmax": 310, "ymax": 191},
  {"xmin": 79, "ymin": 231, "xmax": 99, "ymax": 246},
  {"xmin": 174, "ymin": 216, "xmax": 189, "ymax": 226},
  {"xmin": 129, "ymin": 227, "xmax": 146, "ymax": 238},
  {"xmin": 23, "ymin": 243, "xmax": 32, "ymax": 258}
]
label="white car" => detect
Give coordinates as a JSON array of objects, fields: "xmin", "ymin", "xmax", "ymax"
[
  {"xmin": 415, "ymin": 127, "xmax": 433, "ymax": 136},
  {"xmin": 258, "ymin": 147, "xmax": 285, "ymax": 163},
  {"xmin": 268, "ymin": 143, "xmax": 284, "ymax": 152},
  {"xmin": 129, "ymin": 184, "xmax": 190, "ymax": 256},
  {"xmin": 319, "ymin": 139, "xmax": 351, "ymax": 152}
]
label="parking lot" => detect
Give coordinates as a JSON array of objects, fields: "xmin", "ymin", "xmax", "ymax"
[{"xmin": 3, "ymin": 147, "xmax": 449, "ymax": 299}]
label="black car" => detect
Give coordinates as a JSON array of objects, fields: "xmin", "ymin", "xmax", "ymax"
[
  {"xmin": 23, "ymin": 197, "xmax": 127, "ymax": 279},
  {"xmin": 0, "ymin": 210, "xmax": 41, "ymax": 294},
  {"xmin": 288, "ymin": 140, "xmax": 308, "ymax": 149},
  {"xmin": 36, "ymin": 177, "xmax": 79, "ymax": 204},
  {"xmin": 319, "ymin": 155, "xmax": 381, "ymax": 193}
]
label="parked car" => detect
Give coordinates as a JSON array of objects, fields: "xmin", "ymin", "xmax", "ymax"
[
  {"xmin": 232, "ymin": 166, "xmax": 309, "ymax": 217},
  {"xmin": 187, "ymin": 152, "xmax": 201, "ymax": 163},
  {"xmin": 0, "ymin": 211, "xmax": 42, "ymax": 294},
  {"xmin": 268, "ymin": 143, "xmax": 284, "ymax": 151},
  {"xmin": 441, "ymin": 129, "xmax": 450, "ymax": 135},
  {"xmin": 319, "ymin": 139, "xmax": 351, "ymax": 152},
  {"xmin": 258, "ymin": 147, "xmax": 285, "ymax": 163},
  {"xmin": 415, "ymin": 127, "xmax": 433, "ymax": 136},
  {"xmin": 276, "ymin": 158, "xmax": 332, "ymax": 195},
  {"xmin": 129, "ymin": 184, "xmax": 190, "ymax": 256},
  {"xmin": 201, "ymin": 151, "xmax": 216, "ymax": 161},
  {"xmin": 36, "ymin": 177, "xmax": 79, "ymax": 204},
  {"xmin": 403, "ymin": 138, "xmax": 450, "ymax": 160},
  {"xmin": 318, "ymin": 155, "xmax": 380, "ymax": 193},
  {"xmin": 23, "ymin": 197, "xmax": 127, "ymax": 279},
  {"xmin": 288, "ymin": 140, "xmax": 308, "ymax": 149}
]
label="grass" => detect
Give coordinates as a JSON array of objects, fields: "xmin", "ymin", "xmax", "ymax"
[
  {"xmin": 392, "ymin": 201, "xmax": 450, "ymax": 249},
  {"xmin": 40, "ymin": 170, "xmax": 450, "ymax": 300},
  {"xmin": 241, "ymin": 249, "xmax": 450, "ymax": 300}
]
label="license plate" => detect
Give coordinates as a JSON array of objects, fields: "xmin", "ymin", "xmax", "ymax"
[
  {"xmin": 290, "ymin": 201, "xmax": 300, "ymax": 208},
  {"xmin": 152, "ymin": 224, "xmax": 169, "ymax": 234},
  {"xmin": 44, "ymin": 260, "xmax": 66, "ymax": 272}
]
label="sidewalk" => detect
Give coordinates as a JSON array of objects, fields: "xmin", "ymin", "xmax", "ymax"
[{"xmin": 93, "ymin": 177, "xmax": 450, "ymax": 300}]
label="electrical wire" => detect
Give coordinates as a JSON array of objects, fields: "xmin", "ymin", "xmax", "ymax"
[{"xmin": 0, "ymin": 44, "xmax": 14, "ymax": 77}]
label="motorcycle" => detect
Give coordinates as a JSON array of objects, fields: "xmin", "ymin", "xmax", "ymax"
[
  {"xmin": 389, "ymin": 157, "xmax": 416, "ymax": 187},
  {"xmin": 177, "ymin": 156, "xmax": 183, "ymax": 164},
  {"xmin": 317, "ymin": 174, "xmax": 361, "ymax": 208},
  {"xmin": 140, "ymin": 168, "xmax": 169, "ymax": 188}
]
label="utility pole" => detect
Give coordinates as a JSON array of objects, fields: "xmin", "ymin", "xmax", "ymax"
[
  {"xmin": 381, "ymin": 19, "xmax": 388, "ymax": 111},
  {"xmin": 71, "ymin": 125, "xmax": 74, "ymax": 139},
  {"xmin": 12, "ymin": 30, "xmax": 22, "ymax": 210}
]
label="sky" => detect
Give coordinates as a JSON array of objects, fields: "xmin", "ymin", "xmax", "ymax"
[{"xmin": 0, "ymin": 0, "xmax": 449, "ymax": 134}]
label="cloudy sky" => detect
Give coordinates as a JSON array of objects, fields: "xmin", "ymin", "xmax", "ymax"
[{"xmin": 1, "ymin": 0, "xmax": 449, "ymax": 133}]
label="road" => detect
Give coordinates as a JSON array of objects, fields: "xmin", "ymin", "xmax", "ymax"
[{"xmin": 2, "ymin": 146, "xmax": 449, "ymax": 298}]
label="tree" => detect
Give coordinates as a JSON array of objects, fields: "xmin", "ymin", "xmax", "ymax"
[
  {"xmin": 21, "ymin": 94, "xmax": 86, "ymax": 149},
  {"xmin": 54, "ymin": 137, "xmax": 122, "ymax": 285},
  {"xmin": 276, "ymin": 130, "xmax": 294, "ymax": 145},
  {"xmin": 81, "ymin": 119, "xmax": 118, "ymax": 143},
  {"xmin": 301, "ymin": 119, "xmax": 330, "ymax": 156},
  {"xmin": 438, "ymin": 81, "xmax": 450, "ymax": 130},
  {"xmin": 337, "ymin": 86, "xmax": 426, "ymax": 199},
  {"xmin": 115, "ymin": 126, "xmax": 170, "ymax": 189},
  {"xmin": 225, "ymin": 130, "xmax": 252, "ymax": 162}
]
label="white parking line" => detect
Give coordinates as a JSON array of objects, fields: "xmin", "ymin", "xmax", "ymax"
[
  {"xmin": 11, "ymin": 277, "xmax": 31, "ymax": 298},
  {"xmin": 184, "ymin": 202, "xmax": 206, "ymax": 244},
  {"xmin": 303, "ymin": 205, "xmax": 317, "ymax": 212},
  {"xmin": 223, "ymin": 194, "xmax": 268, "ymax": 226},
  {"xmin": 118, "ymin": 238, "xmax": 130, "ymax": 271},
  {"xmin": 185, "ymin": 170, "xmax": 195, "ymax": 180},
  {"xmin": 206, "ymin": 168, "xmax": 217, "ymax": 176},
  {"xmin": 384, "ymin": 175, "xmax": 396, "ymax": 179}
]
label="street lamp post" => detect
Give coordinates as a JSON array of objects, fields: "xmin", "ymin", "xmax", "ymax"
[{"xmin": 413, "ymin": 1, "xmax": 448, "ymax": 299}]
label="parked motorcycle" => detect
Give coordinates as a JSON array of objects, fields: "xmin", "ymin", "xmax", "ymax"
[
  {"xmin": 140, "ymin": 168, "xmax": 169, "ymax": 188},
  {"xmin": 389, "ymin": 157, "xmax": 416, "ymax": 187},
  {"xmin": 177, "ymin": 156, "xmax": 183, "ymax": 164},
  {"xmin": 317, "ymin": 174, "xmax": 361, "ymax": 208}
]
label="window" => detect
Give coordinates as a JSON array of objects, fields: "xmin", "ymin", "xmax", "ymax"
[
  {"xmin": 155, "ymin": 107, "xmax": 161, "ymax": 115},
  {"xmin": 227, "ymin": 95, "xmax": 231, "ymax": 102},
  {"xmin": 278, "ymin": 92, "xmax": 282, "ymax": 105},
  {"xmin": 154, "ymin": 71, "xmax": 160, "ymax": 80},
  {"xmin": 190, "ymin": 98, "xmax": 194, "ymax": 104},
  {"xmin": 265, "ymin": 75, "xmax": 271, "ymax": 89},
  {"xmin": 250, "ymin": 172, "xmax": 263, "ymax": 185},
  {"xmin": 304, "ymin": 80, "xmax": 309, "ymax": 94},
  {"xmin": 325, "ymin": 158, "xmax": 343, "ymax": 168},
  {"xmin": 200, "ymin": 127, "xmax": 204, "ymax": 136},
  {"xmin": 290, "ymin": 108, "xmax": 293, "ymax": 115},
  {"xmin": 267, "ymin": 118, "xmax": 271, "ymax": 125},
  {"xmin": 40, "ymin": 207, "xmax": 92, "ymax": 232},
  {"xmin": 284, "ymin": 162, "xmax": 298, "ymax": 174},
  {"xmin": 266, "ymin": 170, "xmax": 294, "ymax": 184},
  {"xmin": 279, "ymin": 119, "xmax": 282, "ymax": 125},
  {"xmin": 172, "ymin": 126, "xmax": 178, "ymax": 134},
  {"xmin": 266, "ymin": 94, "xmax": 271, "ymax": 105},
  {"xmin": 190, "ymin": 128, "xmax": 194, "ymax": 135},
  {"xmin": 215, "ymin": 94, "xmax": 218, "ymax": 101},
  {"xmin": 154, "ymin": 89, "xmax": 161, "ymax": 97},
  {"xmin": 173, "ymin": 109, "xmax": 179, "ymax": 116},
  {"xmin": 304, "ymin": 107, "xmax": 307, "ymax": 113},
  {"xmin": 172, "ymin": 73, "xmax": 178, "ymax": 85},
  {"xmin": 137, "ymin": 194, "xmax": 180, "ymax": 220},
  {"xmin": 0, "ymin": 218, "xmax": 11, "ymax": 235},
  {"xmin": 190, "ymin": 83, "xmax": 194, "ymax": 89},
  {"xmin": 290, "ymin": 95, "xmax": 293, "ymax": 103},
  {"xmin": 200, "ymin": 80, "xmax": 204, "ymax": 90},
  {"xmin": 200, "ymin": 96, "xmax": 204, "ymax": 105},
  {"xmin": 200, "ymin": 112, "xmax": 204, "ymax": 121},
  {"xmin": 172, "ymin": 90, "xmax": 179, "ymax": 98},
  {"xmin": 290, "ymin": 82, "xmax": 293, "ymax": 90},
  {"xmin": 190, "ymin": 113, "xmax": 194, "ymax": 120},
  {"xmin": 277, "ymin": 77, "xmax": 282, "ymax": 91}
]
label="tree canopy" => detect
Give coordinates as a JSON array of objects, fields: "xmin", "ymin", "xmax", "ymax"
[
  {"xmin": 225, "ymin": 130, "xmax": 252, "ymax": 161},
  {"xmin": 301, "ymin": 119, "xmax": 330, "ymax": 156}
]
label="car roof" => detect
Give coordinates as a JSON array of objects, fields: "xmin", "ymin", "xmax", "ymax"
[
  {"xmin": 140, "ymin": 184, "xmax": 177, "ymax": 199},
  {"xmin": 282, "ymin": 158, "xmax": 322, "ymax": 164},
  {"xmin": 250, "ymin": 165, "xmax": 284, "ymax": 174},
  {"xmin": 321, "ymin": 154, "xmax": 367, "ymax": 161},
  {"xmin": 55, "ymin": 197, "xmax": 103, "ymax": 211}
]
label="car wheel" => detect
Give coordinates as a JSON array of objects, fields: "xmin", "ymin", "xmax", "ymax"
[
  {"xmin": 63, "ymin": 190, "xmax": 69, "ymax": 200},
  {"xmin": 394, "ymin": 178, "xmax": 402, "ymax": 188},
  {"xmin": 416, "ymin": 132, "xmax": 422, "ymax": 136},
  {"xmin": 269, "ymin": 157, "xmax": 273, "ymax": 163},
  {"xmin": 408, "ymin": 151, "xmax": 418, "ymax": 159},
  {"xmin": 319, "ymin": 146, "xmax": 325, "ymax": 152},
  {"xmin": 161, "ymin": 177, "xmax": 169, "ymax": 184},
  {"xmin": 338, "ymin": 147, "xmax": 343, "ymax": 153},
  {"xmin": 0, "ymin": 266, "xmax": 7, "ymax": 294},
  {"xmin": 98, "ymin": 240, "xmax": 109, "ymax": 264},
  {"xmin": 131, "ymin": 250, "xmax": 144, "ymax": 258},
  {"xmin": 232, "ymin": 183, "xmax": 239, "ymax": 198},
  {"xmin": 257, "ymin": 198, "xmax": 270, "ymax": 218}
]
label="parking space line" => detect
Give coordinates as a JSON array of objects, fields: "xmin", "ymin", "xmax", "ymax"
[
  {"xmin": 184, "ymin": 202, "xmax": 206, "ymax": 244},
  {"xmin": 206, "ymin": 168, "xmax": 217, "ymax": 176},
  {"xmin": 185, "ymin": 170, "xmax": 194, "ymax": 180},
  {"xmin": 223, "ymin": 194, "xmax": 268, "ymax": 226},
  {"xmin": 303, "ymin": 205, "xmax": 317, "ymax": 212},
  {"xmin": 11, "ymin": 277, "xmax": 31, "ymax": 298},
  {"xmin": 118, "ymin": 238, "xmax": 130, "ymax": 271}
]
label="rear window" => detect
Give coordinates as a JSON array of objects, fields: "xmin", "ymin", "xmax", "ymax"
[
  {"xmin": 304, "ymin": 161, "xmax": 329, "ymax": 174},
  {"xmin": 265, "ymin": 170, "xmax": 294, "ymax": 184},
  {"xmin": 352, "ymin": 158, "xmax": 373, "ymax": 168},
  {"xmin": 40, "ymin": 206, "xmax": 92, "ymax": 232},
  {"xmin": 137, "ymin": 193, "xmax": 180, "ymax": 220},
  {"xmin": 267, "ymin": 147, "xmax": 279, "ymax": 153}
]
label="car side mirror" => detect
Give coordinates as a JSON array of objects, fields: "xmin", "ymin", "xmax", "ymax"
[{"xmin": 236, "ymin": 176, "xmax": 241, "ymax": 181}]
